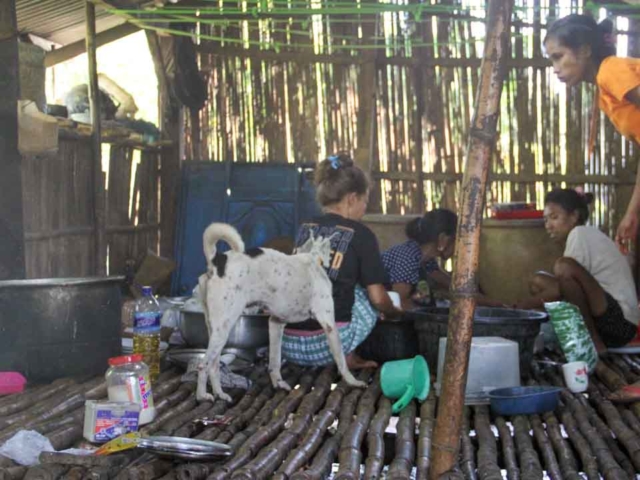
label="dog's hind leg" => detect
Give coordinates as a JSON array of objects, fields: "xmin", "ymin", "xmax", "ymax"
[
  {"xmin": 208, "ymin": 297, "xmax": 247, "ymax": 402},
  {"xmin": 313, "ymin": 307, "xmax": 366, "ymax": 389},
  {"xmin": 197, "ymin": 296, "xmax": 245, "ymax": 403},
  {"xmin": 198, "ymin": 275, "xmax": 212, "ymax": 338},
  {"xmin": 267, "ymin": 317, "xmax": 290, "ymax": 391},
  {"xmin": 197, "ymin": 332, "xmax": 227, "ymax": 403},
  {"xmin": 206, "ymin": 356, "xmax": 226, "ymax": 402},
  {"xmin": 197, "ymin": 320, "xmax": 235, "ymax": 403}
]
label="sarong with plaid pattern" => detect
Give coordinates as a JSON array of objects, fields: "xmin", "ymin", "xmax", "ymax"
[{"xmin": 281, "ymin": 286, "xmax": 378, "ymax": 366}]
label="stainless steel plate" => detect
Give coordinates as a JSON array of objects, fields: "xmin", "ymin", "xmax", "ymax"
[
  {"xmin": 165, "ymin": 349, "xmax": 207, "ymax": 368},
  {"xmin": 138, "ymin": 436, "xmax": 233, "ymax": 460}
]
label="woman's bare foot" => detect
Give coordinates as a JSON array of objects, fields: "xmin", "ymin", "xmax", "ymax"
[
  {"xmin": 608, "ymin": 384, "xmax": 640, "ymax": 404},
  {"xmin": 346, "ymin": 352, "xmax": 378, "ymax": 370}
]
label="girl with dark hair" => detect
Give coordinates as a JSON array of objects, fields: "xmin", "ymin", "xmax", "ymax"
[
  {"xmin": 381, "ymin": 209, "xmax": 457, "ymax": 309},
  {"xmin": 517, "ymin": 188, "xmax": 639, "ymax": 353},
  {"xmin": 544, "ymin": 14, "xmax": 640, "ymax": 249},
  {"xmin": 281, "ymin": 153, "xmax": 402, "ymax": 369}
]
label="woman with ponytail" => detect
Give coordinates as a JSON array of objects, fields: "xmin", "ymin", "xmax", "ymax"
[
  {"xmin": 545, "ymin": 14, "xmax": 640, "ymax": 250},
  {"xmin": 281, "ymin": 153, "xmax": 402, "ymax": 369},
  {"xmin": 381, "ymin": 209, "xmax": 457, "ymax": 309}
]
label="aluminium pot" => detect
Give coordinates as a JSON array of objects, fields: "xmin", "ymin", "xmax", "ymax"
[
  {"xmin": 180, "ymin": 304, "xmax": 270, "ymax": 349},
  {"xmin": 0, "ymin": 276, "xmax": 124, "ymax": 382}
]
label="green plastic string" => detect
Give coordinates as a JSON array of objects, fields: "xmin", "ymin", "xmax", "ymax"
[
  {"xmin": 109, "ymin": 2, "xmax": 640, "ymax": 16},
  {"xmin": 106, "ymin": 1, "xmax": 639, "ymax": 51}
]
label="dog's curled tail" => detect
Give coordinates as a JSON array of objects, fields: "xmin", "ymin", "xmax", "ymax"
[{"xmin": 203, "ymin": 223, "xmax": 245, "ymax": 263}]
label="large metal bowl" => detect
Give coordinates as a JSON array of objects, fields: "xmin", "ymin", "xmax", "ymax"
[{"xmin": 179, "ymin": 304, "xmax": 270, "ymax": 349}]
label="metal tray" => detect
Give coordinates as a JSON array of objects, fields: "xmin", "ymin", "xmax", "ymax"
[{"xmin": 138, "ymin": 436, "xmax": 232, "ymax": 461}]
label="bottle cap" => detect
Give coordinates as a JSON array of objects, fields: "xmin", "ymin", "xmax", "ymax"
[
  {"xmin": 141, "ymin": 286, "xmax": 153, "ymax": 296},
  {"xmin": 108, "ymin": 354, "xmax": 143, "ymax": 366}
]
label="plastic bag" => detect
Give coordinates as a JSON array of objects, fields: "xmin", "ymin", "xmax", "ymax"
[
  {"xmin": 544, "ymin": 301, "xmax": 598, "ymax": 372},
  {"xmin": 0, "ymin": 430, "xmax": 54, "ymax": 466}
]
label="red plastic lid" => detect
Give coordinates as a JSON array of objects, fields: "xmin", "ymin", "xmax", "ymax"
[{"xmin": 108, "ymin": 354, "xmax": 143, "ymax": 366}]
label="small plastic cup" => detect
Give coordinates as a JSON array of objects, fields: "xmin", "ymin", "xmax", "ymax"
[
  {"xmin": 387, "ymin": 291, "xmax": 401, "ymax": 308},
  {"xmin": 562, "ymin": 361, "xmax": 589, "ymax": 393},
  {"xmin": 381, "ymin": 355, "xmax": 430, "ymax": 413}
]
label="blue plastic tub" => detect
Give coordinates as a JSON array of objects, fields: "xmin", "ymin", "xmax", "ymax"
[{"xmin": 488, "ymin": 386, "xmax": 563, "ymax": 416}]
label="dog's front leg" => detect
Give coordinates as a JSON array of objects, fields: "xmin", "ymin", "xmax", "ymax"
[
  {"xmin": 315, "ymin": 311, "xmax": 366, "ymax": 389},
  {"xmin": 268, "ymin": 317, "xmax": 290, "ymax": 391}
]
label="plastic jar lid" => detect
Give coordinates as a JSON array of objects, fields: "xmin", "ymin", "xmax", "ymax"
[{"xmin": 108, "ymin": 354, "xmax": 143, "ymax": 366}]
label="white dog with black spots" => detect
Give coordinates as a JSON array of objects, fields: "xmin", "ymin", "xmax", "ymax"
[{"xmin": 196, "ymin": 223, "xmax": 366, "ymax": 403}]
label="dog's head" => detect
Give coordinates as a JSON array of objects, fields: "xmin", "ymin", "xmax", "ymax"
[{"xmin": 297, "ymin": 231, "xmax": 335, "ymax": 268}]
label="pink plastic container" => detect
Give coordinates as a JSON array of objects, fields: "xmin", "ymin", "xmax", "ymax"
[{"xmin": 0, "ymin": 372, "xmax": 27, "ymax": 395}]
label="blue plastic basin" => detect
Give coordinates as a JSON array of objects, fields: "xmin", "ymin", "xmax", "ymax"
[{"xmin": 488, "ymin": 386, "xmax": 563, "ymax": 416}]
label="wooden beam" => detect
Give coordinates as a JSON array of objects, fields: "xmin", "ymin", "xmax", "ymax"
[
  {"xmin": 0, "ymin": 0, "xmax": 25, "ymax": 280},
  {"xmin": 86, "ymin": 1, "xmax": 107, "ymax": 276},
  {"xmin": 24, "ymin": 223, "xmax": 161, "ymax": 242},
  {"xmin": 430, "ymin": 1, "xmax": 513, "ymax": 478},
  {"xmin": 372, "ymin": 171, "xmax": 637, "ymax": 185},
  {"xmin": 44, "ymin": 22, "xmax": 140, "ymax": 67},
  {"xmin": 196, "ymin": 43, "xmax": 551, "ymax": 68}
]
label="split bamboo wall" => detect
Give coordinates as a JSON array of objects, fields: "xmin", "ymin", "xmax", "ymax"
[
  {"xmin": 182, "ymin": 0, "xmax": 640, "ymax": 235},
  {"xmin": 21, "ymin": 136, "xmax": 162, "ymax": 279}
]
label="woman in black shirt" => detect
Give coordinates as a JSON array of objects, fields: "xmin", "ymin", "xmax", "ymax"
[{"xmin": 281, "ymin": 153, "xmax": 402, "ymax": 369}]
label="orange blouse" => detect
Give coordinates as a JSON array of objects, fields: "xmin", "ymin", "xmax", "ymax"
[{"xmin": 597, "ymin": 56, "xmax": 640, "ymax": 144}]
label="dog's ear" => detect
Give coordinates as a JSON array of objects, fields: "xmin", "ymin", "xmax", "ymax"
[
  {"xmin": 296, "ymin": 233, "xmax": 315, "ymax": 254},
  {"xmin": 315, "ymin": 234, "xmax": 335, "ymax": 268}
]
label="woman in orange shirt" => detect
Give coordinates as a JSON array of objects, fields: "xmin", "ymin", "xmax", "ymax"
[{"xmin": 545, "ymin": 14, "xmax": 640, "ymax": 250}]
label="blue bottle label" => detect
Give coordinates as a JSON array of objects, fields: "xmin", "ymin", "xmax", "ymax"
[{"xmin": 133, "ymin": 312, "xmax": 161, "ymax": 333}]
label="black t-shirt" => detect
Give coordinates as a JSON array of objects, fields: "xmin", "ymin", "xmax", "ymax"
[{"xmin": 293, "ymin": 213, "xmax": 386, "ymax": 329}]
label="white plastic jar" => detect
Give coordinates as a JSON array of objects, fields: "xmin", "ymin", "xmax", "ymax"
[{"xmin": 105, "ymin": 354, "xmax": 157, "ymax": 425}]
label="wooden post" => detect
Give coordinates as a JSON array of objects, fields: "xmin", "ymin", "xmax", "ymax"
[
  {"xmin": 624, "ymin": 18, "xmax": 640, "ymax": 286},
  {"xmin": 354, "ymin": 59, "xmax": 376, "ymax": 172},
  {"xmin": 190, "ymin": 108, "xmax": 201, "ymax": 160},
  {"xmin": 354, "ymin": 12, "xmax": 379, "ymax": 209},
  {"xmin": 0, "ymin": 0, "xmax": 25, "ymax": 280},
  {"xmin": 429, "ymin": 1, "xmax": 513, "ymax": 478},
  {"xmin": 86, "ymin": 0, "xmax": 107, "ymax": 276},
  {"xmin": 411, "ymin": 0, "xmax": 427, "ymax": 214},
  {"xmin": 146, "ymin": 31, "xmax": 181, "ymax": 259}
]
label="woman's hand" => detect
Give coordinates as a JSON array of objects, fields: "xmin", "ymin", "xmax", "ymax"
[
  {"xmin": 379, "ymin": 306, "xmax": 403, "ymax": 321},
  {"xmin": 367, "ymin": 284, "xmax": 403, "ymax": 320},
  {"xmin": 616, "ymin": 211, "xmax": 639, "ymax": 255}
]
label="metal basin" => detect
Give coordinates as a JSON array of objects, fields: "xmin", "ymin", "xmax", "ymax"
[
  {"xmin": 489, "ymin": 386, "xmax": 562, "ymax": 416},
  {"xmin": 180, "ymin": 304, "xmax": 270, "ymax": 349},
  {"xmin": 0, "ymin": 276, "xmax": 124, "ymax": 381}
]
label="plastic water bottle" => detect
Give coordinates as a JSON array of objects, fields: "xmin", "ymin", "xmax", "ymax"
[{"xmin": 133, "ymin": 286, "xmax": 161, "ymax": 383}]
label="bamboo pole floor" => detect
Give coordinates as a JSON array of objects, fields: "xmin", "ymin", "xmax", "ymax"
[{"xmin": 1, "ymin": 350, "xmax": 640, "ymax": 479}]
